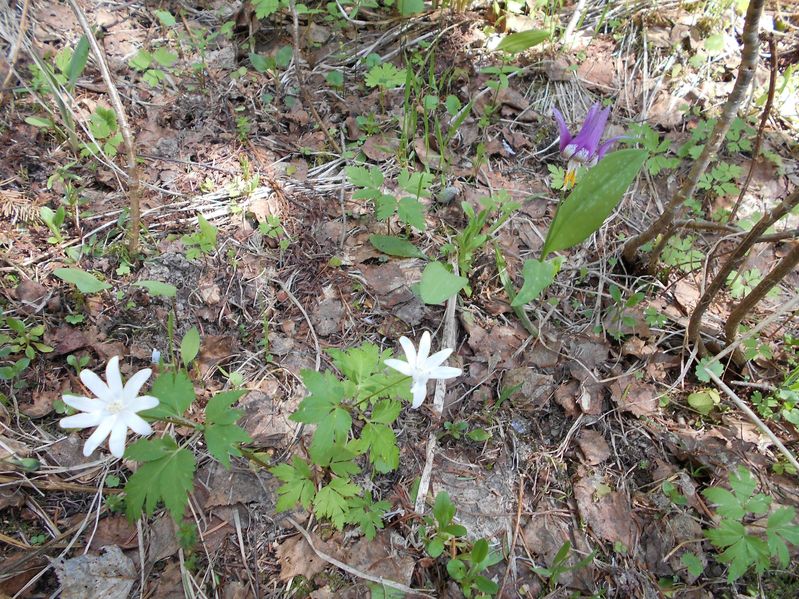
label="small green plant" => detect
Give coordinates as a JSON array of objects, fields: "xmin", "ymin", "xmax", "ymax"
[
  {"xmin": 446, "ymin": 538, "xmax": 503, "ymax": 598},
  {"xmin": 81, "ymin": 106, "xmax": 123, "ymax": 159},
  {"xmin": 258, "ymin": 215, "xmax": 290, "ymax": 252},
  {"xmin": 702, "ymin": 466, "xmax": 799, "ymax": 582},
  {"xmin": 441, "ymin": 421, "xmax": 491, "ymax": 442},
  {"xmin": 346, "ymin": 165, "xmax": 431, "ymax": 231},
  {"xmin": 661, "ymin": 235, "xmax": 704, "ymax": 273},
  {"xmin": 66, "ymin": 353, "xmax": 90, "ymax": 375},
  {"xmin": 530, "ymin": 541, "xmax": 596, "ymax": 591},
  {"xmin": 726, "ymin": 268, "xmax": 773, "ymax": 300},
  {"xmin": 40, "ymin": 205, "xmax": 66, "ymax": 244},
  {"xmin": 604, "ymin": 284, "xmax": 645, "ymax": 341},
  {"xmin": 271, "ymin": 342, "xmax": 413, "ymax": 537},
  {"xmin": 129, "ymin": 46, "xmax": 179, "ymax": 87},
  {"xmin": 0, "ymin": 316, "xmax": 53, "ymax": 361},
  {"xmin": 697, "ymin": 161, "xmax": 742, "ymax": 198},
  {"xmin": 661, "ymin": 480, "xmax": 688, "ymax": 506},
  {"xmin": 181, "ymin": 214, "xmax": 218, "ymax": 259},
  {"xmin": 629, "ymin": 123, "xmax": 681, "ymax": 176}
]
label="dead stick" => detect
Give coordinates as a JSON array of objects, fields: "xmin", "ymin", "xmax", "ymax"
[
  {"xmin": 66, "ymin": 0, "xmax": 142, "ymax": 256},
  {"xmin": 729, "ymin": 34, "xmax": 778, "ymax": 222},
  {"xmin": 287, "ymin": 517, "xmax": 430, "ymax": 596},
  {"xmin": 725, "ymin": 241, "xmax": 799, "ymax": 345},
  {"xmin": 686, "ymin": 187, "xmax": 799, "ymax": 349},
  {"xmin": 705, "ymin": 368, "xmax": 799, "ymax": 474}
]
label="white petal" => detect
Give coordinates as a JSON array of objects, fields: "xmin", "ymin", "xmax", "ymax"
[
  {"xmin": 105, "ymin": 356, "xmax": 124, "ymax": 396},
  {"xmin": 417, "ymin": 331, "xmax": 431, "ymax": 364},
  {"xmin": 398, "ymin": 336, "xmax": 416, "ymax": 365},
  {"xmin": 429, "ymin": 366, "xmax": 462, "ymax": 380},
  {"xmin": 123, "ymin": 368, "xmax": 152, "ymax": 403},
  {"xmin": 131, "ymin": 395, "xmax": 160, "ymax": 412},
  {"xmin": 60, "ymin": 412, "xmax": 103, "ymax": 429},
  {"xmin": 108, "ymin": 421, "xmax": 128, "ymax": 458},
  {"xmin": 79, "ymin": 369, "xmax": 110, "ymax": 400},
  {"xmin": 62, "ymin": 395, "xmax": 103, "ymax": 413},
  {"xmin": 425, "ymin": 348, "xmax": 454, "ymax": 369},
  {"xmin": 122, "ymin": 413, "xmax": 153, "ymax": 436},
  {"xmin": 385, "ymin": 359, "xmax": 414, "ymax": 376},
  {"xmin": 82, "ymin": 418, "xmax": 114, "ymax": 456},
  {"xmin": 410, "ymin": 378, "xmax": 428, "ymax": 409}
]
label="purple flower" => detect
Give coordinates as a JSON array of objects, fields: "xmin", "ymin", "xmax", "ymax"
[{"xmin": 552, "ymin": 103, "xmax": 623, "ymax": 186}]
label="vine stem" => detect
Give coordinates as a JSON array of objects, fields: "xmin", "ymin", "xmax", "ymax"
[
  {"xmin": 621, "ymin": 0, "xmax": 765, "ymax": 266},
  {"xmin": 66, "ymin": 0, "xmax": 142, "ymax": 256}
]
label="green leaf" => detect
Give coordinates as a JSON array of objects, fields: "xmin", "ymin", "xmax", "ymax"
[
  {"xmin": 397, "ymin": 170, "xmax": 434, "ymax": 198},
  {"xmin": 374, "ymin": 194, "xmax": 398, "ymax": 220},
  {"xmin": 272, "ymin": 456, "xmax": 315, "ymax": 512},
  {"xmin": 427, "ymin": 538, "xmax": 445, "ymax": 557},
  {"xmin": 541, "ymin": 149, "xmax": 647, "ymax": 257},
  {"xmin": 129, "ymin": 49, "xmax": 152, "ymax": 71},
  {"xmin": 703, "ymin": 487, "xmax": 745, "ymax": 521},
  {"xmin": 292, "ymin": 370, "xmax": 351, "ymax": 464},
  {"xmin": 25, "ymin": 116, "xmax": 54, "ymax": 129},
  {"xmin": 142, "ymin": 369, "xmax": 195, "ymax": 419},
  {"xmin": 495, "ymin": 29, "xmax": 550, "ymax": 53},
  {"xmin": 511, "ymin": 258, "xmax": 559, "ymax": 306},
  {"xmin": 365, "ymin": 63, "xmax": 406, "ymax": 89},
  {"xmin": 687, "ymin": 389, "xmax": 720, "ymax": 415},
  {"xmin": 53, "ymin": 268, "xmax": 111, "ymax": 294},
  {"xmin": 472, "ymin": 538, "xmax": 489, "ymax": 563},
  {"xmin": 474, "ymin": 575, "xmax": 499, "ymax": 594},
  {"xmin": 66, "ymin": 35, "xmax": 90, "ymax": 88},
  {"xmin": 446, "ymin": 558, "xmax": 467, "ymax": 581},
  {"xmin": 204, "ymin": 390, "xmax": 251, "ymax": 468},
  {"xmin": 681, "ymin": 552, "xmax": 704, "ymax": 577},
  {"xmin": 347, "ymin": 494, "xmax": 389, "ymax": 540},
  {"xmin": 695, "ymin": 357, "xmax": 723, "ymax": 383},
  {"xmin": 346, "ymin": 165, "xmax": 384, "ymax": 189},
  {"xmin": 124, "ymin": 437, "xmax": 196, "ymax": 521},
  {"xmin": 314, "ymin": 477, "xmax": 360, "ymax": 529},
  {"xmin": 326, "ymin": 70, "xmax": 344, "ymax": 87},
  {"xmin": 249, "ymin": 52, "xmax": 276, "ymax": 73},
  {"xmin": 133, "ymin": 280, "xmax": 177, "ymax": 298},
  {"xmin": 418, "ymin": 261, "xmax": 467, "ymax": 305},
  {"xmin": 397, "ymin": 0, "xmax": 423, "ymax": 15},
  {"xmin": 433, "ymin": 491, "xmax": 456, "ymax": 527},
  {"xmin": 180, "ymin": 327, "xmax": 200, "ymax": 367},
  {"xmin": 253, "ymin": 0, "xmax": 280, "ymax": 19},
  {"xmin": 370, "ymin": 399, "xmax": 402, "ymax": 425},
  {"xmin": 154, "ymin": 9, "xmax": 177, "ymax": 27},
  {"xmin": 152, "ymin": 47, "xmax": 179, "ymax": 68},
  {"xmin": 360, "ymin": 423, "xmax": 399, "ymax": 473},
  {"xmin": 89, "ymin": 107, "xmax": 117, "ymax": 139},
  {"xmin": 397, "ymin": 197, "xmax": 426, "ymax": 230},
  {"xmin": 368, "ymin": 234, "xmax": 427, "ymax": 259}
]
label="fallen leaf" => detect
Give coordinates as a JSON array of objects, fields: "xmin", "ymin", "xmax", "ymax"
[
  {"xmin": 19, "ymin": 389, "xmax": 57, "ymax": 418},
  {"xmin": 89, "ymin": 516, "xmax": 138, "ymax": 552},
  {"xmin": 573, "ymin": 471, "xmax": 637, "ymax": 549},
  {"xmin": 197, "ymin": 335, "xmax": 238, "ymax": 378},
  {"xmin": 362, "ymin": 133, "xmax": 400, "ymax": 162},
  {"xmin": 609, "ymin": 377, "xmax": 660, "ymax": 417},
  {"xmin": 55, "ymin": 545, "xmax": 136, "ymax": 599},
  {"xmin": 276, "ymin": 532, "xmax": 330, "ymax": 581},
  {"xmin": 576, "ymin": 430, "xmax": 611, "ymax": 465}
]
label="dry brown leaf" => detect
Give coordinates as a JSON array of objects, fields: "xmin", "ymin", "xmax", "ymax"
[
  {"xmin": 89, "ymin": 516, "xmax": 138, "ymax": 552},
  {"xmin": 55, "ymin": 545, "xmax": 136, "ymax": 599},
  {"xmin": 362, "ymin": 133, "xmax": 400, "ymax": 162},
  {"xmin": 276, "ymin": 532, "xmax": 330, "ymax": 581},
  {"xmin": 609, "ymin": 377, "xmax": 660, "ymax": 417},
  {"xmin": 576, "ymin": 430, "xmax": 611, "ymax": 465},
  {"xmin": 573, "ymin": 472, "xmax": 637, "ymax": 549},
  {"xmin": 197, "ymin": 335, "xmax": 238, "ymax": 378}
]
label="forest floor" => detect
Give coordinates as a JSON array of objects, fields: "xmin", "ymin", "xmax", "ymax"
[{"xmin": 1, "ymin": 0, "xmax": 799, "ymax": 597}]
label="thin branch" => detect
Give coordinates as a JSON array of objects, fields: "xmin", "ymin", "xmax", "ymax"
[
  {"xmin": 729, "ymin": 34, "xmax": 778, "ymax": 222},
  {"xmin": 66, "ymin": 0, "xmax": 142, "ymax": 256},
  {"xmin": 705, "ymin": 368, "xmax": 799, "ymax": 475},
  {"xmin": 622, "ymin": 0, "xmax": 765, "ymax": 265},
  {"xmin": 686, "ymin": 188, "xmax": 799, "ymax": 349},
  {"xmin": 724, "ymin": 241, "xmax": 799, "ymax": 345}
]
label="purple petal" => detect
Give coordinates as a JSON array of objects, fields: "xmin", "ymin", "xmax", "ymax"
[
  {"xmin": 552, "ymin": 107, "xmax": 572, "ymax": 153},
  {"xmin": 596, "ymin": 135, "xmax": 626, "ymax": 160},
  {"xmin": 573, "ymin": 104, "xmax": 611, "ymax": 156}
]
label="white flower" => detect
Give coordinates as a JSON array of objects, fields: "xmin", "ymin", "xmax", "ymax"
[
  {"xmin": 385, "ymin": 331, "xmax": 462, "ymax": 409},
  {"xmin": 59, "ymin": 356, "xmax": 159, "ymax": 458}
]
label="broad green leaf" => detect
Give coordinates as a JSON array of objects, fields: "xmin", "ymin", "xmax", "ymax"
[
  {"xmin": 687, "ymin": 389, "xmax": 719, "ymax": 415},
  {"xmin": 471, "ymin": 538, "xmax": 489, "ymax": 563},
  {"xmin": 433, "ymin": 491, "xmax": 456, "ymax": 527},
  {"xmin": 66, "ymin": 35, "xmax": 90, "ymax": 88},
  {"xmin": 368, "ymin": 234, "xmax": 427, "ymax": 259},
  {"xmin": 142, "ymin": 369, "xmax": 195, "ymax": 419},
  {"xmin": 511, "ymin": 258, "xmax": 559, "ymax": 306},
  {"xmin": 25, "ymin": 116, "xmax": 54, "ymax": 129},
  {"xmin": 89, "ymin": 107, "xmax": 116, "ymax": 139},
  {"xmin": 681, "ymin": 552, "xmax": 704, "ymax": 577},
  {"xmin": 180, "ymin": 327, "xmax": 200, "ymax": 366},
  {"xmin": 446, "ymin": 558, "xmax": 467, "ymax": 581},
  {"xmin": 360, "ymin": 423, "xmax": 399, "ymax": 473},
  {"xmin": 204, "ymin": 390, "xmax": 251, "ymax": 468},
  {"xmin": 133, "ymin": 280, "xmax": 177, "ymax": 298},
  {"xmin": 397, "ymin": 0, "xmax": 423, "ymax": 15},
  {"xmin": 495, "ymin": 29, "xmax": 550, "ymax": 54},
  {"xmin": 53, "ymin": 268, "xmax": 111, "ymax": 294},
  {"xmin": 397, "ymin": 197, "xmax": 426, "ymax": 230},
  {"xmin": 129, "ymin": 49, "xmax": 152, "ymax": 71},
  {"xmin": 374, "ymin": 194, "xmax": 398, "ymax": 220},
  {"xmin": 370, "ymin": 399, "xmax": 402, "ymax": 425},
  {"xmin": 124, "ymin": 437, "xmax": 196, "ymax": 521},
  {"xmin": 695, "ymin": 357, "xmax": 723, "ymax": 383},
  {"xmin": 345, "ymin": 165, "xmax": 383, "ymax": 189},
  {"xmin": 541, "ymin": 149, "xmax": 647, "ymax": 257},
  {"xmin": 427, "ymin": 538, "xmax": 445, "ymax": 557},
  {"xmin": 253, "ymin": 0, "xmax": 280, "ymax": 19},
  {"xmin": 418, "ymin": 261, "xmax": 467, "ymax": 305},
  {"xmin": 154, "ymin": 9, "xmax": 177, "ymax": 27},
  {"xmin": 152, "ymin": 47, "xmax": 179, "ymax": 68},
  {"xmin": 249, "ymin": 52, "xmax": 275, "ymax": 73}
]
